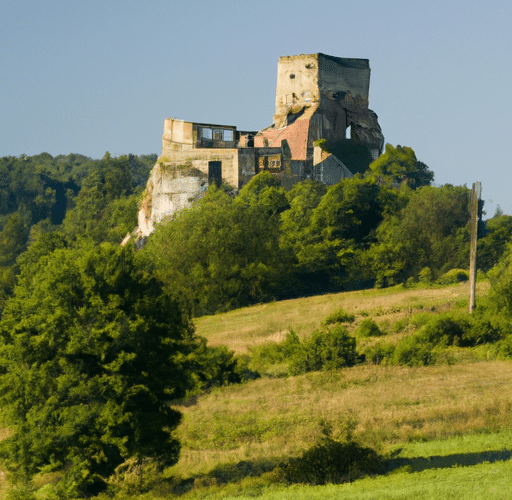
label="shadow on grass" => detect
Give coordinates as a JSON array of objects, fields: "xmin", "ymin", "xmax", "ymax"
[
  {"xmin": 167, "ymin": 457, "xmax": 280, "ymax": 496},
  {"xmin": 385, "ymin": 449, "xmax": 512, "ymax": 474},
  {"xmin": 166, "ymin": 450, "xmax": 512, "ymax": 496}
]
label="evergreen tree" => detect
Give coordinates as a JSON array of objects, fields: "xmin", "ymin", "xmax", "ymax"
[{"xmin": 0, "ymin": 242, "xmax": 196, "ymax": 496}]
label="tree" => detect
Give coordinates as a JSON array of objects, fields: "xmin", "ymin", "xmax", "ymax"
[
  {"xmin": 369, "ymin": 144, "xmax": 434, "ymax": 188},
  {"xmin": 369, "ymin": 185, "xmax": 470, "ymax": 285},
  {"xmin": 145, "ymin": 184, "xmax": 288, "ymax": 315},
  {"xmin": 477, "ymin": 211, "xmax": 512, "ymax": 272},
  {"xmin": 0, "ymin": 243, "xmax": 197, "ymax": 496},
  {"xmin": 291, "ymin": 176, "xmax": 383, "ymax": 289},
  {"xmin": 63, "ymin": 154, "xmax": 137, "ymax": 244}
]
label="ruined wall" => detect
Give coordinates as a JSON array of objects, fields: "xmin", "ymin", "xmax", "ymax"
[
  {"xmin": 317, "ymin": 54, "xmax": 370, "ymax": 107},
  {"xmin": 162, "ymin": 118, "xmax": 195, "ymax": 153},
  {"xmin": 273, "ymin": 54, "xmax": 319, "ymax": 128},
  {"xmin": 162, "ymin": 118, "xmax": 237, "ymax": 155},
  {"xmin": 157, "ymin": 150, "xmax": 239, "ymax": 188}
]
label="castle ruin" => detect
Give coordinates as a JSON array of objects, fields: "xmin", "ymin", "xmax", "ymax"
[{"xmin": 138, "ymin": 53, "xmax": 384, "ymax": 237}]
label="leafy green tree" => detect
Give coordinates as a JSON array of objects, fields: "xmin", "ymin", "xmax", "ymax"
[
  {"xmin": 63, "ymin": 153, "xmax": 138, "ymax": 244},
  {"xmin": 235, "ymin": 170, "xmax": 289, "ymax": 214},
  {"xmin": 145, "ymin": 184, "xmax": 287, "ymax": 315},
  {"xmin": 0, "ymin": 205, "xmax": 32, "ymax": 268},
  {"xmin": 369, "ymin": 185, "xmax": 470, "ymax": 285},
  {"xmin": 478, "ymin": 210, "xmax": 512, "ymax": 272},
  {"xmin": 280, "ymin": 180, "xmax": 327, "ymax": 255},
  {"xmin": 293, "ymin": 176, "xmax": 383, "ymax": 289},
  {"xmin": 0, "ymin": 243, "xmax": 197, "ymax": 496},
  {"xmin": 369, "ymin": 144, "xmax": 434, "ymax": 188}
]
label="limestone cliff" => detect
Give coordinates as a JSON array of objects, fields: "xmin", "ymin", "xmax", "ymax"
[{"xmin": 137, "ymin": 162, "xmax": 208, "ymax": 237}]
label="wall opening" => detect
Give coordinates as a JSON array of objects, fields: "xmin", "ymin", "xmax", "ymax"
[{"xmin": 208, "ymin": 161, "xmax": 222, "ymax": 186}]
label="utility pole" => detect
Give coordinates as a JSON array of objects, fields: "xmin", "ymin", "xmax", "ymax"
[{"xmin": 469, "ymin": 182, "xmax": 481, "ymax": 314}]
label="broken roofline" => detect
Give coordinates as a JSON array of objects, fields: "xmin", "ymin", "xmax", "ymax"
[
  {"xmin": 166, "ymin": 118, "xmax": 238, "ymax": 131},
  {"xmin": 280, "ymin": 52, "xmax": 370, "ymax": 69}
]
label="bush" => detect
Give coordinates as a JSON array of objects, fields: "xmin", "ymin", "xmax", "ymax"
[
  {"xmin": 418, "ymin": 267, "xmax": 433, "ymax": 284},
  {"xmin": 322, "ymin": 308, "xmax": 355, "ymax": 326},
  {"xmin": 463, "ymin": 317, "xmax": 504, "ymax": 346},
  {"xmin": 249, "ymin": 330, "xmax": 301, "ymax": 372},
  {"xmin": 408, "ymin": 312, "xmax": 432, "ymax": 328},
  {"xmin": 392, "ymin": 333, "xmax": 435, "ymax": 366},
  {"xmin": 278, "ymin": 439, "xmax": 381, "ymax": 485},
  {"xmin": 355, "ymin": 318, "xmax": 385, "ymax": 337},
  {"xmin": 363, "ymin": 341, "xmax": 395, "ymax": 365},
  {"xmin": 392, "ymin": 318, "xmax": 407, "ymax": 333},
  {"xmin": 392, "ymin": 314, "xmax": 472, "ymax": 366},
  {"xmin": 420, "ymin": 314, "xmax": 470, "ymax": 346},
  {"xmin": 288, "ymin": 325, "xmax": 357, "ymax": 375},
  {"xmin": 437, "ymin": 268, "xmax": 468, "ymax": 285},
  {"xmin": 497, "ymin": 335, "xmax": 512, "ymax": 359}
]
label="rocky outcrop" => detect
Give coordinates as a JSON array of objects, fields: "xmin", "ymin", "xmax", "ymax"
[{"xmin": 137, "ymin": 163, "xmax": 208, "ymax": 237}]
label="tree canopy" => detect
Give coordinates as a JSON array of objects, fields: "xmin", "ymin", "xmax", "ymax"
[
  {"xmin": 0, "ymin": 243, "xmax": 196, "ymax": 496},
  {"xmin": 369, "ymin": 144, "xmax": 434, "ymax": 188}
]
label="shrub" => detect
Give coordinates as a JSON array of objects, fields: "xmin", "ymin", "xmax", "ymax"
[
  {"xmin": 408, "ymin": 312, "xmax": 435, "ymax": 328},
  {"xmin": 497, "ymin": 335, "xmax": 512, "ymax": 359},
  {"xmin": 392, "ymin": 318, "xmax": 407, "ymax": 333},
  {"xmin": 420, "ymin": 314, "xmax": 470, "ymax": 346},
  {"xmin": 279, "ymin": 439, "xmax": 381, "ymax": 485},
  {"xmin": 392, "ymin": 333, "xmax": 435, "ymax": 366},
  {"xmin": 418, "ymin": 267, "xmax": 433, "ymax": 284},
  {"xmin": 363, "ymin": 341, "xmax": 395, "ymax": 365},
  {"xmin": 185, "ymin": 340, "xmax": 259, "ymax": 395},
  {"xmin": 322, "ymin": 308, "xmax": 355, "ymax": 326},
  {"xmin": 288, "ymin": 325, "xmax": 357, "ymax": 375},
  {"xmin": 249, "ymin": 330, "xmax": 301, "ymax": 371},
  {"xmin": 355, "ymin": 318, "xmax": 385, "ymax": 337},
  {"xmin": 437, "ymin": 268, "xmax": 468, "ymax": 285},
  {"xmin": 462, "ymin": 317, "xmax": 504, "ymax": 346},
  {"xmin": 392, "ymin": 314, "xmax": 472, "ymax": 366}
]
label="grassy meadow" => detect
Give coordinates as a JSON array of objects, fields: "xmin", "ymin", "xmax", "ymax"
[
  {"xmin": 195, "ymin": 282, "xmax": 487, "ymax": 354},
  {"xmin": 6, "ymin": 280, "xmax": 512, "ymax": 499},
  {"xmin": 152, "ymin": 280, "xmax": 512, "ymax": 499}
]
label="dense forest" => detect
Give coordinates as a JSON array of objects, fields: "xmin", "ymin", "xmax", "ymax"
[{"xmin": 1, "ymin": 145, "xmax": 512, "ymax": 497}]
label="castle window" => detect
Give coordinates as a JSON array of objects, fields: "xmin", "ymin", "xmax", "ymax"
[
  {"xmin": 213, "ymin": 129, "xmax": 223, "ymax": 141},
  {"xmin": 202, "ymin": 128, "xmax": 212, "ymax": 139},
  {"xmin": 223, "ymin": 129, "xmax": 233, "ymax": 141}
]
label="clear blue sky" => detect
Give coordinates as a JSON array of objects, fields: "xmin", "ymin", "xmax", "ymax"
[{"xmin": 2, "ymin": 0, "xmax": 511, "ymax": 216}]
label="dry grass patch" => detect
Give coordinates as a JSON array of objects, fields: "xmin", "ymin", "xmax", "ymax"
[
  {"xmin": 171, "ymin": 359, "xmax": 512, "ymax": 479},
  {"xmin": 195, "ymin": 283, "xmax": 489, "ymax": 355}
]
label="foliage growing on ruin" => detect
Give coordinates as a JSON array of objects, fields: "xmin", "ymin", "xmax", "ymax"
[{"xmin": 369, "ymin": 144, "xmax": 434, "ymax": 188}]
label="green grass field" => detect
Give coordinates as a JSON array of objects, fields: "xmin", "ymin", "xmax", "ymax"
[
  {"xmin": 6, "ymin": 281, "xmax": 512, "ymax": 499},
  {"xmin": 155, "ymin": 281, "xmax": 512, "ymax": 499}
]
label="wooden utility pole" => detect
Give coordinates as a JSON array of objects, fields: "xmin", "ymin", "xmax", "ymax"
[{"xmin": 468, "ymin": 182, "xmax": 481, "ymax": 314}]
